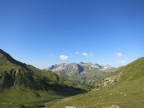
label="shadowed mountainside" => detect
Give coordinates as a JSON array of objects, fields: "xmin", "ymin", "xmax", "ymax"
[{"xmin": 0, "ymin": 49, "xmax": 88, "ymax": 108}]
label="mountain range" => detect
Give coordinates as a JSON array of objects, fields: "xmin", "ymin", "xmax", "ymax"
[
  {"xmin": 47, "ymin": 63, "xmax": 116, "ymax": 86},
  {"xmin": 48, "ymin": 62, "xmax": 113, "ymax": 74},
  {"xmin": 1, "ymin": 49, "xmax": 144, "ymax": 108}
]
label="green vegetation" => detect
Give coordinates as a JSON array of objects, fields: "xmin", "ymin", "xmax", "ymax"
[
  {"xmin": 0, "ymin": 87, "xmax": 63, "ymax": 108},
  {"xmin": 68, "ymin": 69, "xmax": 111, "ymax": 87},
  {"xmin": 1, "ymin": 49, "xmax": 144, "ymax": 108},
  {"xmin": 0, "ymin": 49, "xmax": 88, "ymax": 108},
  {"xmin": 50, "ymin": 57, "xmax": 144, "ymax": 108}
]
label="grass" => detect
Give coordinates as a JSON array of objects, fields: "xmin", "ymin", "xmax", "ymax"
[
  {"xmin": 49, "ymin": 82, "xmax": 144, "ymax": 108},
  {"xmin": 49, "ymin": 57, "xmax": 144, "ymax": 108},
  {"xmin": 0, "ymin": 86, "xmax": 64, "ymax": 108},
  {"xmin": 69, "ymin": 69, "xmax": 111, "ymax": 87},
  {"xmin": 1, "ymin": 49, "xmax": 144, "ymax": 108},
  {"xmin": 0, "ymin": 49, "xmax": 88, "ymax": 108}
]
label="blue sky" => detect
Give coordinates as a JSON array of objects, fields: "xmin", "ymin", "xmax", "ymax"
[{"xmin": 0, "ymin": 0, "xmax": 144, "ymax": 68}]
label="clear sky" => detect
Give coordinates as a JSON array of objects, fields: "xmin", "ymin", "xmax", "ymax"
[{"xmin": 0, "ymin": 0, "xmax": 144, "ymax": 69}]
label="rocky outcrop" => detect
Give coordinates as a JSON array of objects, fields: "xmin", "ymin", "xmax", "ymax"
[
  {"xmin": 97, "ymin": 71, "xmax": 124, "ymax": 88},
  {"xmin": 102, "ymin": 105, "xmax": 120, "ymax": 108},
  {"xmin": 0, "ymin": 69, "xmax": 16, "ymax": 88},
  {"xmin": 65, "ymin": 106, "xmax": 77, "ymax": 108}
]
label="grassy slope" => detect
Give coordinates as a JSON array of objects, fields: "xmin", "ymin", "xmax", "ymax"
[
  {"xmin": 68, "ymin": 70, "xmax": 111, "ymax": 87},
  {"xmin": 0, "ymin": 87, "xmax": 63, "ymax": 108},
  {"xmin": 0, "ymin": 49, "xmax": 87, "ymax": 108},
  {"xmin": 50, "ymin": 57, "xmax": 144, "ymax": 108}
]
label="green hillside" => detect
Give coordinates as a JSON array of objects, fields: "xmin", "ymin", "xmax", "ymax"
[
  {"xmin": 50, "ymin": 57, "xmax": 144, "ymax": 108},
  {"xmin": 0, "ymin": 49, "xmax": 87, "ymax": 108},
  {"xmin": 68, "ymin": 69, "xmax": 111, "ymax": 87}
]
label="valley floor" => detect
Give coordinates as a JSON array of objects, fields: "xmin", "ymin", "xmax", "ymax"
[{"xmin": 0, "ymin": 87, "xmax": 64, "ymax": 108}]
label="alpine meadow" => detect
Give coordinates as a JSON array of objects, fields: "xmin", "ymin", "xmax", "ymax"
[{"xmin": 0, "ymin": 0, "xmax": 144, "ymax": 108}]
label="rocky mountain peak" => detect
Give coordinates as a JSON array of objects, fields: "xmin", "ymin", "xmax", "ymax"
[{"xmin": 48, "ymin": 62, "xmax": 113, "ymax": 74}]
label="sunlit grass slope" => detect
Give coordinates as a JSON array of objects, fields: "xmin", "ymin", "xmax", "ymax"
[{"xmin": 50, "ymin": 57, "xmax": 144, "ymax": 108}]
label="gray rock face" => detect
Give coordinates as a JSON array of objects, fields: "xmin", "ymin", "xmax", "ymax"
[
  {"xmin": 47, "ymin": 62, "xmax": 113, "ymax": 75},
  {"xmin": 47, "ymin": 62, "xmax": 115, "ymax": 86}
]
